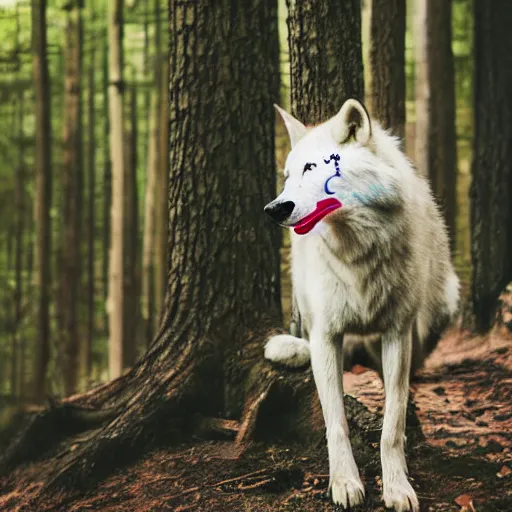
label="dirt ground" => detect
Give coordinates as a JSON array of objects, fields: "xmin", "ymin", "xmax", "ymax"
[{"xmin": 0, "ymin": 324, "xmax": 511, "ymax": 512}]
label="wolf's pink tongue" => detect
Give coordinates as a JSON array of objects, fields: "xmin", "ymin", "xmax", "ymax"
[{"xmin": 293, "ymin": 197, "xmax": 342, "ymax": 235}]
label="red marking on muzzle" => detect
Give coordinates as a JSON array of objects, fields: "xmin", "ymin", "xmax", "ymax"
[{"xmin": 293, "ymin": 197, "xmax": 342, "ymax": 235}]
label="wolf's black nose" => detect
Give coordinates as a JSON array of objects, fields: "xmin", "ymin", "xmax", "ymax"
[{"xmin": 264, "ymin": 200, "xmax": 295, "ymax": 222}]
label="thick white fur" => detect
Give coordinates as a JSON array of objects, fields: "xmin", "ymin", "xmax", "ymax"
[{"xmin": 264, "ymin": 100, "xmax": 460, "ymax": 511}]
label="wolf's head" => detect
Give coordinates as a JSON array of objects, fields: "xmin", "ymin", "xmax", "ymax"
[{"xmin": 265, "ymin": 99, "xmax": 406, "ymax": 235}]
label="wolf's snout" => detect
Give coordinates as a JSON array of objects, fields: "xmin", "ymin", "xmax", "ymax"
[{"xmin": 264, "ymin": 200, "xmax": 295, "ymax": 223}]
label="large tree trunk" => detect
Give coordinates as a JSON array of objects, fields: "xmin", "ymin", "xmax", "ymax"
[
  {"xmin": 31, "ymin": 0, "xmax": 52, "ymax": 404},
  {"xmin": 470, "ymin": 0, "xmax": 512, "ymax": 331},
  {"xmin": 60, "ymin": 0, "xmax": 83, "ymax": 395},
  {"xmin": 107, "ymin": 0, "xmax": 125, "ymax": 379},
  {"xmin": 415, "ymin": 0, "xmax": 457, "ymax": 251},
  {"xmin": 369, "ymin": 0, "xmax": 406, "ymax": 141}
]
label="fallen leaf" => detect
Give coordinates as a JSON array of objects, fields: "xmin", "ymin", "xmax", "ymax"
[
  {"xmin": 351, "ymin": 364, "xmax": 369, "ymax": 375},
  {"xmin": 497, "ymin": 465, "xmax": 512, "ymax": 478},
  {"xmin": 455, "ymin": 494, "xmax": 476, "ymax": 512}
]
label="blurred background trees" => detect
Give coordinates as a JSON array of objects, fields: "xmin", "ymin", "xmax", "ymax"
[{"xmin": 0, "ymin": 0, "xmax": 508, "ymax": 408}]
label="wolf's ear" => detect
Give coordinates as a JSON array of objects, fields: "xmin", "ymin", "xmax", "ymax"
[
  {"xmin": 274, "ymin": 104, "xmax": 308, "ymax": 148},
  {"xmin": 331, "ymin": 99, "xmax": 372, "ymax": 146}
]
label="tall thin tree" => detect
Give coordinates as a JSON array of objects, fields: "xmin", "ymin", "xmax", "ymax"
[
  {"xmin": 471, "ymin": 0, "xmax": 512, "ymax": 331},
  {"xmin": 123, "ymin": 83, "xmax": 140, "ymax": 367},
  {"xmin": 11, "ymin": 92, "xmax": 25, "ymax": 399},
  {"xmin": 107, "ymin": 0, "xmax": 126, "ymax": 379},
  {"xmin": 102, "ymin": 35, "xmax": 111, "ymax": 340},
  {"xmin": 141, "ymin": 0, "xmax": 162, "ymax": 344},
  {"xmin": 31, "ymin": 0, "xmax": 52, "ymax": 403},
  {"xmin": 60, "ymin": 0, "xmax": 83, "ymax": 395},
  {"xmin": 85, "ymin": 13, "xmax": 96, "ymax": 386}
]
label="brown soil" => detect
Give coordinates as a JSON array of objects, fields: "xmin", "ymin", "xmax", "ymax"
[{"xmin": 0, "ymin": 328, "xmax": 511, "ymax": 512}]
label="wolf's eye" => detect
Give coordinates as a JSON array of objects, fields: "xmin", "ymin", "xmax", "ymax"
[{"xmin": 302, "ymin": 162, "xmax": 317, "ymax": 175}]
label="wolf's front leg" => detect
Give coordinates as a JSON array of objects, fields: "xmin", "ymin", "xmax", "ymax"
[
  {"xmin": 310, "ymin": 330, "xmax": 365, "ymax": 508},
  {"xmin": 381, "ymin": 327, "xmax": 419, "ymax": 512}
]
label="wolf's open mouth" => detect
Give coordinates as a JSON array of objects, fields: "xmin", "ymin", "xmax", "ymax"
[{"xmin": 293, "ymin": 197, "xmax": 342, "ymax": 235}]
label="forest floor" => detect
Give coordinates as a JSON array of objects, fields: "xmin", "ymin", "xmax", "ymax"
[{"xmin": 0, "ymin": 326, "xmax": 511, "ymax": 512}]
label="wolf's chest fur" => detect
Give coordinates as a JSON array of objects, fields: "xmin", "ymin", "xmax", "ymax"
[{"xmin": 291, "ymin": 219, "xmax": 417, "ymax": 338}]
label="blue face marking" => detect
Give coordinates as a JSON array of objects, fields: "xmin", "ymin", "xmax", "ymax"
[
  {"xmin": 320, "ymin": 153, "xmax": 389, "ymax": 203},
  {"xmin": 323, "ymin": 154, "xmax": 342, "ymax": 195}
]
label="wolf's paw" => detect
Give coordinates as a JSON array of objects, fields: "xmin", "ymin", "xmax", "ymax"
[
  {"xmin": 264, "ymin": 334, "xmax": 310, "ymax": 368},
  {"xmin": 329, "ymin": 473, "xmax": 365, "ymax": 509},
  {"xmin": 382, "ymin": 477, "xmax": 419, "ymax": 512}
]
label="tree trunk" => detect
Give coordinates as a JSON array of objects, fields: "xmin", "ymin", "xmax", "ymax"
[
  {"xmin": 102, "ymin": 36, "xmax": 111, "ymax": 340},
  {"xmin": 107, "ymin": 0, "xmax": 125, "ymax": 379},
  {"xmin": 470, "ymin": 0, "xmax": 512, "ymax": 331},
  {"xmin": 143, "ymin": 0, "xmax": 151, "ymax": 168},
  {"xmin": 123, "ymin": 84, "xmax": 140, "ymax": 368},
  {"xmin": 12, "ymin": 90, "xmax": 25, "ymax": 399},
  {"xmin": 14, "ymin": 91, "xmax": 25, "ymax": 397},
  {"xmin": 141, "ymin": 96, "xmax": 157, "ymax": 346},
  {"xmin": 142, "ymin": 0, "xmax": 162, "ymax": 343},
  {"xmin": 286, "ymin": 0, "xmax": 364, "ymax": 124},
  {"xmin": 286, "ymin": 0, "xmax": 364, "ymax": 338},
  {"xmin": 415, "ymin": 0, "xmax": 457, "ymax": 251},
  {"xmin": 369, "ymin": 0, "xmax": 406, "ymax": 141},
  {"xmin": 154, "ymin": 56, "xmax": 169, "ymax": 326},
  {"xmin": 31, "ymin": 0, "xmax": 52, "ymax": 404},
  {"xmin": 85, "ymin": 39, "xmax": 96, "ymax": 387},
  {"xmin": 60, "ymin": 0, "xmax": 83, "ymax": 396}
]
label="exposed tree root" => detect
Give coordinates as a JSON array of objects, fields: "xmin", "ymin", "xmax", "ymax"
[{"xmin": 0, "ymin": 401, "xmax": 119, "ymax": 473}]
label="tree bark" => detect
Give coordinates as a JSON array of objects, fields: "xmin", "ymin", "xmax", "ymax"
[
  {"xmin": 415, "ymin": 0, "xmax": 457, "ymax": 252},
  {"xmin": 286, "ymin": 0, "xmax": 364, "ymax": 124},
  {"xmin": 470, "ymin": 0, "xmax": 512, "ymax": 331},
  {"xmin": 31, "ymin": 0, "xmax": 52, "ymax": 404},
  {"xmin": 369, "ymin": 0, "xmax": 406, "ymax": 141},
  {"xmin": 107, "ymin": 0, "xmax": 125, "ymax": 379},
  {"xmin": 85, "ymin": 37, "xmax": 96, "ymax": 387}
]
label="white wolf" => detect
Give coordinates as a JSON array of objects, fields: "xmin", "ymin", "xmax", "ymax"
[{"xmin": 264, "ymin": 99, "xmax": 460, "ymax": 512}]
